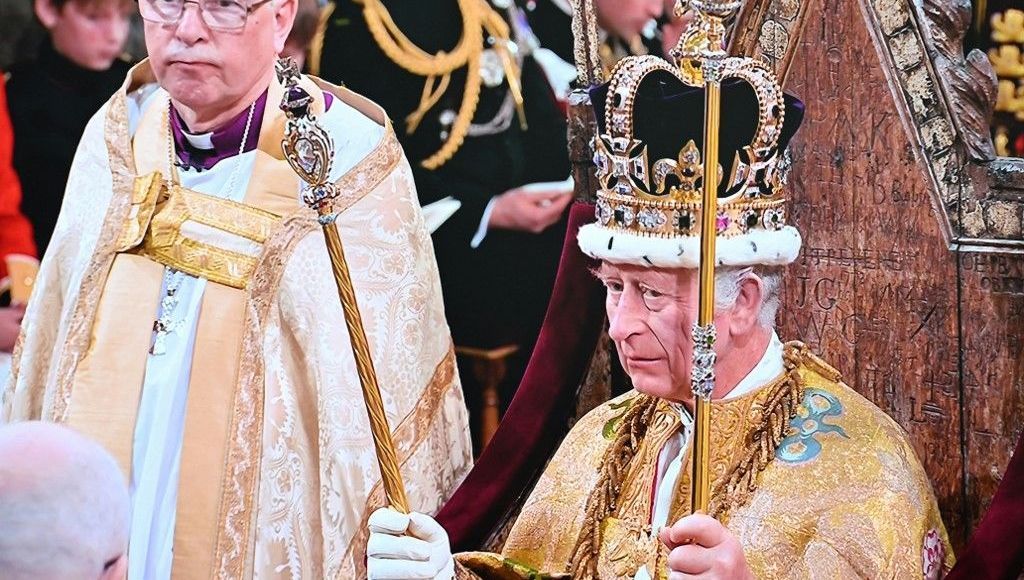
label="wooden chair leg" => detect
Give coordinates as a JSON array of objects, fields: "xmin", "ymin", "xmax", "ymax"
[
  {"xmin": 475, "ymin": 356, "xmax": 506, "ymax": 448},
  {"xmin": 456, "ymin": 344, "xmax": 519, "ymax": 450}
]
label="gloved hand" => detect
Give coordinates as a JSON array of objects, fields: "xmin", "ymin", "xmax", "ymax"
[{"xmin": 366, "ymin": 507, "xmax": 455, "ymax": 580}]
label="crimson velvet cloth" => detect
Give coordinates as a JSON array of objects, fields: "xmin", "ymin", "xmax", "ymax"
[
  {"xmin": 436, "ymin": 202, "xmax": 605, "ymax": 550},
  {"xmin": 946, "ymin": 431, "xmax": 1024, "ymax": 580}
]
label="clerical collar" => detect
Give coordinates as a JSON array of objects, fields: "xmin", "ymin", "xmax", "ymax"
[{"xmin": 169, "ymin": 89, "xmax": 268, "ymax": 171}]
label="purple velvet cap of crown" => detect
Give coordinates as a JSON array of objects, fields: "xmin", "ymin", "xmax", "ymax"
[{"xmin": 589, "ymin": 71, "xmax": 805, "ymax": 198}]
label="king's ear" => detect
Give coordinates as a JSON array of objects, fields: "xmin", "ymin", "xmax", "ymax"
[{"xmin": 730, "ymin": 273, "xmax": 764, "ymax": 336}]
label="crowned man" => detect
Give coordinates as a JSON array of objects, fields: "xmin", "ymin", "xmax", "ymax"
[
  {"xmin": 364, "ymin": 54, "xmax": 955, "ymax": 579},
  {"xmin": 2, "ymin": 0, "xmax": 472, "ymax": 577}
]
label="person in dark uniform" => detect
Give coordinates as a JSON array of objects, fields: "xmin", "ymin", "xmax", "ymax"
[
  {"xmin": 316, "ymin": 0, "xmax": 572, "ymax": 439},
  {"xmin": 6, "ymin": 0, "xmax": 133, "ymax": 256}
]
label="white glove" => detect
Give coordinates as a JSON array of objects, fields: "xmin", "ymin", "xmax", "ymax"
[{"xmin": 366, "ymin": 507, "xmax": 455, "ymax": 580}]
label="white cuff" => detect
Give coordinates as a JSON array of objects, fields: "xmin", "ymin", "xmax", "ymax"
[{"xmin": 470, "ymin": 196, "xmax": 499, "ymax": 249}]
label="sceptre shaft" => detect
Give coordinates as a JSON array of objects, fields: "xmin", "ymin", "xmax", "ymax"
[
  {"xmin": 686, "ymin": 0, "xmax": 741, "ymax": 515},
  {"xmin": 276, "ymin": 59, "xmax": 409, "ymax": 513}
]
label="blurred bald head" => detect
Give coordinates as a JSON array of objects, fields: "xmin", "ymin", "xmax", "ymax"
[{"xmin": 0, "ymin": 422, "xmax": 129, "ymax": 580}]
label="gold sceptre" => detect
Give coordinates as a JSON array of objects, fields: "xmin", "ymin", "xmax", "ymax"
[
  {"xmin": 683, "ymin": 0, "xmax": 741, "ymax": 515},
  {"xmin": 276, "ymin": 59, "xmax": 409, "ymax": 513}
]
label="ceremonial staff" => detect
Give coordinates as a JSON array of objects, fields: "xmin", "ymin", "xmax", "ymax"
[
  {"xmin": 276, "ymin": 59, "xmax": 409, "ymax": 513},
  {"xmin": 684, "ymin": 0, "xmax": 742, "ymax": 514},
  {"xmin": 569, "ymin": 0, "xmax": 602, "ymax": 85}
]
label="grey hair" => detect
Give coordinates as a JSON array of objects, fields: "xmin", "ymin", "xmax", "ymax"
[
  {"xmin": 714, "ymin": 266, "xmax": 783, "ymax": 328},
  {"xmin": 0, "ymin": 422, "xmax": 130, "ymax": 580}
]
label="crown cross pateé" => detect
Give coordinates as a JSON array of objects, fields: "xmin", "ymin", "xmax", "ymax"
[{"xmin": 595, "ymin": 137, "xmax": 650, "ymax": 195}]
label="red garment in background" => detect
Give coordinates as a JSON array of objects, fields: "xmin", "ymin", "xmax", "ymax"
[
  {"xmin": 0, "ymin": 76, "xmax": 37, "ymax": 280},
  {"xmin": 436, "ymin": 203, "xmax": 606, "ymax": 549},
  {"xmin": 946, "ymin": 430, "xmax": 1024, "ymax": 580}
]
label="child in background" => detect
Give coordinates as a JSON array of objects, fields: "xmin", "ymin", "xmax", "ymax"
[{"xmin": 6, "ymin": 0, "xmax": 132, "ymax": 255}]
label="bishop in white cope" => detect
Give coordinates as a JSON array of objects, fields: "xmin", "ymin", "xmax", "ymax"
[{"xmin": 2, "ymin": 0, "xmax": 473, "ymax": 577}]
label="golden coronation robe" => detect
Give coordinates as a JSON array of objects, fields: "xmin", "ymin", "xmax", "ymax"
[
  {"xmin": 1, "ymin": 61, "xmax": 473, "ymax": 578},
  {"xmin": 457, "ymin": 343, "xmax": 955, "ymax": 579}
]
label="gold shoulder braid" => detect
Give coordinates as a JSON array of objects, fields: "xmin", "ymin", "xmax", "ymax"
[
  {"xmin": 568, "ymin": 344, "xmax": 807, "ymax": 579},
  {"xmin": 356, "ymin": 0, "xmax": 524, "ymax": 169},
  {"xmin": 568, "ymin": 394, "xmax": 660, "ymax": 579},
  {"xmin": 706, "ymin": 344, "xmax": 804, "ymax": 519}
]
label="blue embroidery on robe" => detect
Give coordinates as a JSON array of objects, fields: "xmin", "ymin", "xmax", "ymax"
[{"xmin": 776, "ymin": 388, "xmax": 849, "ymax": 463}]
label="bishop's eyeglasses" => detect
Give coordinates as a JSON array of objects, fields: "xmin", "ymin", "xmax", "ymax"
[{"xmin": 137, "ymin": 0, "xmax": 273, "ymax": 31}]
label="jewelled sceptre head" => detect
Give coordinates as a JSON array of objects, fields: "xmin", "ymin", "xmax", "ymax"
[{"xmin": 276, "ymin": 58, "xmax": 409, "ymax": 513}]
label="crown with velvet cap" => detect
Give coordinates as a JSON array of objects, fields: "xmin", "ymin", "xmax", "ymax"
[{"xmin": 576, "ymin": 54, "xmax": 806, "ymax": 268}]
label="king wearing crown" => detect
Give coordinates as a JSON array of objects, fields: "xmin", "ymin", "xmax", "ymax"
[{"xmin": 362, "ymin": 8, "xmax": 956, "ymax": 578}]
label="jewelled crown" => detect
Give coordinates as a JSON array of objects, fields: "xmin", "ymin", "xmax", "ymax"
[{"xmin": 577, "ymin": 52, "xmax": 806, "ymax": 269}]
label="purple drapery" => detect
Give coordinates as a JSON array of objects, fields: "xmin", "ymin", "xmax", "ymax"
[{"xmin": 946, "ymin": 431, "xmax": 1024, "ymax": 579}]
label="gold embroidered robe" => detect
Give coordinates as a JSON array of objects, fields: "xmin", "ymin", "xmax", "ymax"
[
  {"xmin": 2, "ymin": 61, "xmax": 473, "ymax": 578},
  {"xmin": 457, "ymin": 344, "xmax": 954, "ymax": 579}
]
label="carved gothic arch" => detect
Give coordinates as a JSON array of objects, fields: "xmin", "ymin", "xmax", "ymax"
[{"xmin": 734, "ymin": 0, "xmax": 1023, "ymax": 249}]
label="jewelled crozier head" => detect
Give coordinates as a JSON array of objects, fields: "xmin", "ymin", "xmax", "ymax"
[{"xmin": 577, "ymin": 54, "xmax": 806, "ymax": 269}]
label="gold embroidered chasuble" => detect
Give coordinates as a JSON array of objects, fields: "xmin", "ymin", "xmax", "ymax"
[
  {"xmin": 2, "ymin": 61, "xmax": 473, "ymax": 578},
  {"xmin": 457, "ymin": 344, "xmax": 954, "ymax": 579}
]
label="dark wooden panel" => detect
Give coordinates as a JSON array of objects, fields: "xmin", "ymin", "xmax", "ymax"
[
  {"xmin": 958, "ymin": 252, "xmax": 1024, "ymax": 534},
  {"xmin": 778, "ymin": 0, "xmax": 968, "ymax": 545}
]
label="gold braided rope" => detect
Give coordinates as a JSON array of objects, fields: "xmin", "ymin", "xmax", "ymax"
[
  {"xmin": 707, "ymin": 346, "xmax": 804, "ymax": 520},
  {"xmin": 568, "ymin": 344, "xmax": 807, "ymax": 578},
  {"xmin": 356, "ymin": 0, "xmax": 519, "ymax": 169},
  {"xmin": 359, "ymin": 0, "xmax": 480, "ymax": 73},
  {"xmin": 568, "ymin": 395, "xmax": 660, "ymax": 579}
]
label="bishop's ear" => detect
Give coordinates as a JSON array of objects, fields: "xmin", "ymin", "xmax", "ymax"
[{"xmin": 272, "ymin": 0, "xmax": 300, "ymax": 55}]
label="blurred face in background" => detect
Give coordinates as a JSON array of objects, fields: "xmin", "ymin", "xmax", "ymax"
[
  {"xmin": 595, "ymin": 0, "xmax": 663, "ymax": 40},
  {"xmin": 280, "ymin": 0, "xmax": 321, "ymax": 71},
  {"xmin": 660, "ymin": 0, "xmax": 696, "ymax": 55},
  {"xmin": 34, "ymin": 0, "xmax": 132, "ymax": 71}
]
